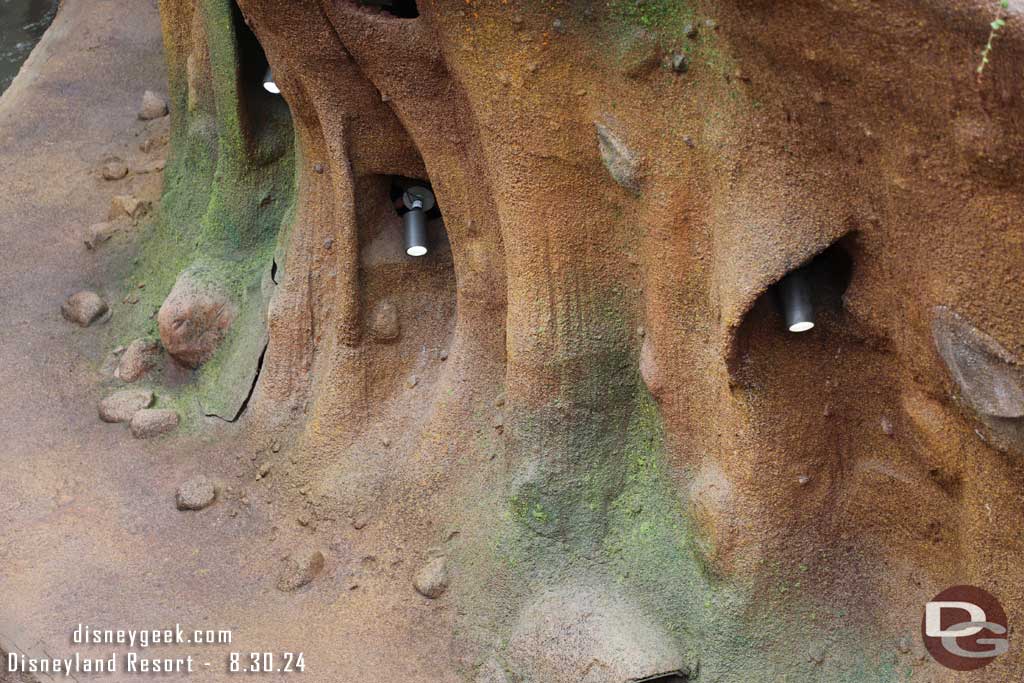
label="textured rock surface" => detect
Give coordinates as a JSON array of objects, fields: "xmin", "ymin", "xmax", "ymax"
[
  {"xmin": 60, "ymin": 290, "xmax": 107, "ymax": 326},
  {"xmin": 157, "ymin": 269, "xmax": 237, "ymax": 369},
  {"xmin": 129, "ymin": 408, "xmax": 179, "ymax": 438},
  {"xmin": 98, "ymin": 389, "xmax": 154, "ymax": 423},
  {"xmin": 57, "ymin": 0, "xmax": 1024, "ymax": 680}
]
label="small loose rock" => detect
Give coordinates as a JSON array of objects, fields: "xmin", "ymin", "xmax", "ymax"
[
  {"xmin": 176, "ymin": 476, "xmax": 217, "ymax": 511},
  {"xmin": 138, "ymin": 90, "xmax": 169, "ymax": 120},
  {"xmin": 413, "ymin": 556, "xmax": 449, "ymax": 599},
  {"xmin": 117, "ymin": 338, "xmax": 162, "ymax": 383},
  {"xmin": 130, "ymin": 409, "xmax": 179, "ymax": 439},
  {"xmin": 84, "ymin": 222, "xmax": 119, "ymax": 250},
  {"xmin": 100, "ymin": 158, "xmax": 129, "ymax": 181},
  {"xmin": 134, "ymin": 159, "xmax": 166, "ymax": 174},
  {"xmin": 99, "ymin": 389, "xmax": 154, "ymax": 423},
  {"xmin": 61, "ymin": 291, "xmax": 108, "ymax": 326},
  {"xmin": 109, "ymin": 194, "xmax": 151, "ymax": 220},
  {"xmin": 277, "ymin": 550, "xmax": 324, "ymax": 592},
  {"xmin": 671, "ymin": 53, "xmax": 689, "ymax": 73}
]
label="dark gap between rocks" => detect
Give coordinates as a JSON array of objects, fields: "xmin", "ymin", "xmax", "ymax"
[{"xmin": 203, "ymin": 342, "xmax": 268, "ymax": 423}]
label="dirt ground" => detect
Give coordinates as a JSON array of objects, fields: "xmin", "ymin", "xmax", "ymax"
[{"xmin": 0, "ymin": 2, "xmax": 458, "ymax": 681}]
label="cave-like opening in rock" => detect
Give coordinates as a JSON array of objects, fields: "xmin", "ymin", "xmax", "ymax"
[
  {"xmin": 231, "ymin": 1, "xmax": 291, "ymax": 137},
  {"xmin": 770, "ymin": 236, "xmax": 854, "ymax": 335},
  {"xmin": 357, "ymin": 0, "xmax": 419, "ymax": 19}
]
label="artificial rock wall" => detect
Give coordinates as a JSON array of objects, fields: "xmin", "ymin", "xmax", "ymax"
[{"xmin": 144, "ymin": 0, "xmax": 1024, "ymax": 680}]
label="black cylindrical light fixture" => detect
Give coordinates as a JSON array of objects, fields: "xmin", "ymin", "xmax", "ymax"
[
  {"xmin": 263, "ymin": 67, "xmax": 280, "ymax": 94},
  {"xmin": 402, "ymin": 186, "xmax": 434, "ymax": 257},
  {"xmin": 778, "ymin": 267, "xmax": 815, "ymax": 333}
]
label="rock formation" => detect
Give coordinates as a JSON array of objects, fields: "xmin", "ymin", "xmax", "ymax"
[{"xmin": 122, "ymin": 0, "xmax": 1024, "ymax": 680}]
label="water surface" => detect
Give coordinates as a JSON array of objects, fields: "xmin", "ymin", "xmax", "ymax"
[{"xmin": 0, "ymin": 0, "xmax": 60, "ymax": 95}]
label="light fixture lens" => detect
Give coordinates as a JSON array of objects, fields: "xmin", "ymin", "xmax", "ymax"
[
  {"xmin": 263, "ymin": 67, "xmax": 279, "ymax": 94},
  {"xmin": 406, "ymin": 245, "xmax": 427, "ymax": 257},
  {"xmin": 789, "ymin": 321, "xmax": 814, "ymax": 333}
]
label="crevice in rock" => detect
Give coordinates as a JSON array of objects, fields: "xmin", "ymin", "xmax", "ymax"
[
  {"xmin": 203, "ymin": 342, "xmax": 268, "ymax": 422},
  {"xmin": 271, "ymin": 258, "xmax": 279, "ymax": 284},
  {"xmin": 632, "ymin": 673, "xmax": 691, "ymax": 683}
]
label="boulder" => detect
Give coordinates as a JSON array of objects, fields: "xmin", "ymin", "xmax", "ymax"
[
  {"xmin": 116, "ymin": 338, "xmax": 162, "ymax": 383},
  {"xmin": 932, "ymin": 306, "xmax": 1024, "ymax": 419},
  {"xmin": 129, "ymin": 408, "xmax": 179, "ymax": 438},
  {"xmin": 99, "ymin": 389, "xmax": 154, "ymax": 423},
  {"xmin": 138, "ymin": 90, "xmax": 168, "ymax": 120},
  {"xmin": 61, "ymin": 290, "xmax": 108, "ymax": 326},
  {"xmin": 157, "ymin": 269, "xmax": 237, "ymax": 369}
]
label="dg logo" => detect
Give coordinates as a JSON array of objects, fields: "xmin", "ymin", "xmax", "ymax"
[{"xmin": 922, "ymin": 585, "xmax": 1009, "ymax": 671}]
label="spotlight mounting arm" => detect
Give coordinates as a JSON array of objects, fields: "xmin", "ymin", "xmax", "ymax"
[{"xmin": 402, "ymin": 186, "xmax": 435, "ymax": 212}]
